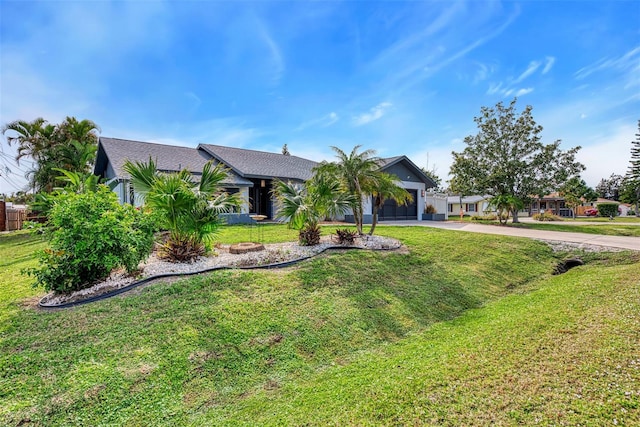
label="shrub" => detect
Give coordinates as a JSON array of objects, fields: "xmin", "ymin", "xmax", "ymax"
[
  {"xmin": 334, "ymin": 228, "xmax": 358, "ymax": 245},
  {"xmin": 597, "ymin": 203, "xmax": 619, "ymax": 217},
  {"xmin": 299, "ymin": 224, "xmax": 321, "ymax": 246},
  {"xmin": 24, "ymin": 186, "xmax": 156, "ymax": 293},
  {"xmin": 471, "ymin": 214, "xmax": 498, "ymax": 221},
  {"xmin": 532, "ymin": 212, "xmax": 563, "ymax": 221},
  {"xmin": 424, "ymin": 204, "xmax": 437, "ymax": 214}
]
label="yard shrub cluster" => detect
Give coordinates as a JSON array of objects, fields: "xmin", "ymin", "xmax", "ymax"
[
  {"xmin": 334, "ymin": 228, "xmax": 358, "ymax": 245},
  {"xmin": 597, "ymin": 203, "xmax": 619, "ymax": 217},
  {"xmin": 25, "ymin": 185, "xmax": 157, "ymax": 293},
  {"xmin": 533, "ymin": 212, "xmax": 563, "ymax": 221},
  {"xmin": 471, "ymin": 213, "xmax": 498, "ymax": 221}
]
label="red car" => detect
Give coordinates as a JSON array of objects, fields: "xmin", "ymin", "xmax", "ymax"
[{"xmin": 584, "ymin": 208, "xmax": 598, "ymax": 216}]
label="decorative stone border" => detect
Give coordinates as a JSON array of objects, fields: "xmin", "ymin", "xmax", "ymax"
[{"xmin": 38, "ymin": 243, "xmax": 397, "ymax": 310}]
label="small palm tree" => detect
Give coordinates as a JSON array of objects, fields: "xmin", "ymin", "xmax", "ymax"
[
  {"xmin": 273, "ymin": 174, "xmax": 354, "ymax": 245},
  {"xmin": 313, "ymin": 145, "xmax": 381, "ymax": 234},
  {"xmin": 124, "ymin": 158, "xmax": 241, "ymax": 261},
  {"xmin": 369, "ymin": 172, "xmax": 412, "ymax": 235}
]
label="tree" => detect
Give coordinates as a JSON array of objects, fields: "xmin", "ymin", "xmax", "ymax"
[
  {"xmin": 421, "ymin": 167, "xmax": 442, "ymax": 190},
  {"xmin": 595, "ymin": 173, "xmax": 623, "ymax": 201},
  {"xmin": 559, "ymin": 176, "xmax": 597, "ymax": 219},
  {"xmin": 623, "ymin": 120, "xmax": 640, "ymax": 215},
  {"xmin": 450, "ymin": 98, "xmax": 584, "ymax": 223},
  {"xmin": 2, "ymin": 117, "xmax": 99, "ymax": 193},
  {"xmin": 282, "ymin": 144, "xmax": 291, "ymax": 156},
  {"xmin": 272, "ymin": 174, "xmax": 353, "ymax": 245},
  {"xmin": 369, "ymin": 172, "xmax": 412, "ymax": 235},
  {"xmin": 124, "ymin": 158, "xmax": 241, "ymax": 261},
  {"xmin": 313, "ymin": 146, "xmax": 382, "ymax": 234}
]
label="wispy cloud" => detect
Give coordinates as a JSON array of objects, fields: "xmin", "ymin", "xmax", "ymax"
[
  {"xmin": 486, "ymin": 55, "xmax": 551, "ymax": 98},
  {"xmin": 252, "ymin": 15, "xmax": 285, "ymax": 85},
  {"xmin": 574, "ymin": 46, "xmax": 640, "ymax": 80},
  {"xmin": 542, "ymin": 56, "xmax": 556, "ymax": 74},
  {"xmin": 513, "ymin": 61, "xmax": 541, "ymax": 84},
  {"xmin": 352, "ymin": 102, "xmax": 392, "ymax": 126},
  {"xmin": 295, "ymin": 112, "xmax": 339, "ymax": 131}
]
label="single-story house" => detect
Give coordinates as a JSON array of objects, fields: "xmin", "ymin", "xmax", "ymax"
[
  {"xmin": 447, "ymin": 195, "xmax": 492, "ymax": 216},
  {"xmin": 93, "ymin": 137, "xmax": 436, "ymax": 223},
  {"xmin": 529, "ymin": 193, "xmax": 572, "ymax": 217}
]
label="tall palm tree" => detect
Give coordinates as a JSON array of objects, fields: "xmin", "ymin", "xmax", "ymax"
[
  {"xmin": 369, "ymin": 172, "xmax": 412, "ymax": 235},
  {"xmin": 314, "ymin": 145, "xmax": 382, "ymax": 234},
  {"xmin": 124, "ymin": 158, "xmax": 241, "ymax": 261}
]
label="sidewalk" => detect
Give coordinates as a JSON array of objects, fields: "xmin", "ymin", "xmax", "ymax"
[{"xmin": 377, "ymin": 221, "xmax": 640, "ymax": 251}]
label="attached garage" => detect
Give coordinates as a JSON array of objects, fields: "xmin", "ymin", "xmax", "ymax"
[{"xmin": 376, "ymin": 189, "xmax": 419, "ymax": 221}]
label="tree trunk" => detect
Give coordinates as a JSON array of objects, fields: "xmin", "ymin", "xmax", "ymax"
[
  {"xmin": 369, "ymin": 207, "xmax": 378, "ymax": 235},
  {"xmin": 511, "ymin": 208, "xmax": 520, "ymax": 223}
]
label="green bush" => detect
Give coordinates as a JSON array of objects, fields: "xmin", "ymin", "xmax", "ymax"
[
  {"xmin": 24, "ymin": 186, "xmax": 156, "ymax": 293},
  {"xmin": 597, "ymin": 203, "xmax": 619, "ymax": 217},
  {"xmin": 471, "ymin": 214, "xmax": 497, "ymax": 221},
  {"xmin": 532, "ymin": 212, "xmax": 563, "ymax": 221}
]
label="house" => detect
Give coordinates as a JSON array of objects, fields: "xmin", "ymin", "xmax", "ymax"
[
  {"xmin": 93, "ymin": 137, "xmax": 436, "ymax": 223},
  {"xmin": 94, "ymin": 137, "xmax": 317, "ymax": 223},
  {"xmin": 529, "ymin": 193, "xmax": 572, "ymax": 217},
  {"xmin": 578, "ymin": 197, "xmax": 620, "ymax": 216},
  {"xmin": 447, "ymin": 195, "xmax": 492, "ymax": 216}
]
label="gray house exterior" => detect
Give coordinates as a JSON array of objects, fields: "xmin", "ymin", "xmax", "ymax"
[{"xmin": 94, "ymin": 137, "xmax": 436, "ymax": 224}]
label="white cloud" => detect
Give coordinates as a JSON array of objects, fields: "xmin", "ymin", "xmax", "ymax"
[
  {"xmin": 542, "ymin": 56, "xmax": 556, "ymax": 74},
  {"xmin": 352, "ymin": 102, "xmax": 392, "ymax": 126},
  {"xmin": 295, "ymin": 112, "xmax": 339, "ymax": 131},
  {"xmin": 515, "ymin": 88, "xmax": 533, "ymax": 96},
  {"xmin": 574, "ymin": 45, "xmax": 640, "ymax": 80},
  {"xmin": 577, "ymin": 123, "xmax": 634, "ymax": 187},
  {"xmin": 513, "ymin": 60, "xmax": 541, "ymax": 84}
]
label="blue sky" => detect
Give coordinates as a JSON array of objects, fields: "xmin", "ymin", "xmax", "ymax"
[{"xmin": 1, "ymin": 0, "xmax": 638, "ymax": 194}]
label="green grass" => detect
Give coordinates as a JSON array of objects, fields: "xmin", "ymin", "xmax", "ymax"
[
  {"xmin": 1, "ymin": 226, "xmax": 638, "ymax": 426},
  {"xmin": 513, "ymin": 222, "xmax": 640, "ymax": 237}
]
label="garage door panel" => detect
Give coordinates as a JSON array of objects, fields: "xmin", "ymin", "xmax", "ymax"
[{"xmin": 377, "ymin": 189, "xmax": 418, "ymax": 221}]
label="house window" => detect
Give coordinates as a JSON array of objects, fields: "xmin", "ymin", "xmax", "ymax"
[
  {"xmin": 466, "ymin": 203, "xmax": 476, "ymax": 212},
  {"xmin": 448, "ymin": 204, "xmax": 453, "ymax": 213}
]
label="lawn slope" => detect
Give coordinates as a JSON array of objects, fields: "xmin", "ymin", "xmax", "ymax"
[{"xmin": 1, "ymin": 226, "xmax": 637, "ymax": 426}]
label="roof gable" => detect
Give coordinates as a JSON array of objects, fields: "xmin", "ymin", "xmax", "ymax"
[
  {"xmin": 379, "ymin": 156, "xmax": 436, "ymax": 188},
  {"xmin": 94, "ymin": 137, "xmax": 252, "ymax": 186},
  {"xmin": 198, "ymin": 144, "xmax": 317, "ymax": 181}
]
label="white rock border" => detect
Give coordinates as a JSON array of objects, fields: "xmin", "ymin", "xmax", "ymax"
[{"xmin": 40, "ymin": 235, "xmax": 402, "ymax": 308}]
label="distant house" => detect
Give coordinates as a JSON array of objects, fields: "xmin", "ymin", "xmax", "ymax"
[
  {"xmin": 529, "ymin": 193, "xmax": 572, "ymax": 217},
  {"xmin": 93, "ymin": 137, "xmax": 436, "ymax": 224},
  {"xmin": 447, "ymin": 195, "xmax": 492, "ymax": 216}
]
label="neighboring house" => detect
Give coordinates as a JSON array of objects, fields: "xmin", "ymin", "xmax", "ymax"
[
  {"xmin": 529, "ymin": 193, "xmax": 572, "ymax": 217},
  {"xmin": 94, "ymin": 137, "xmax": 436, "ymax": 224},
  {"xmin": 447, "ymin": 195, "xmax": 492, "ymax": 216}
]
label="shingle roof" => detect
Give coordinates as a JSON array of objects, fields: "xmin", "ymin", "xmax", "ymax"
[
  {"xmin": 198, "ymin": 144, "xmax": 318, "ymax": 181},
  {"xmin": 379, "ymin": 155, "xmax": 437, "ymax": 188},
  {"xmin": 96, "ymin": 137, "xmax": 252, "ymax": 186}
]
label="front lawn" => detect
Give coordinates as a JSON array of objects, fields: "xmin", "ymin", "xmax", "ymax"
[
  {"xmin": 1, "ymin": 226, "xmax": 638, "ymax": 425},
  {"xmin": 512, "ymin": 222, "xmax": 640, "ymax": 237}
]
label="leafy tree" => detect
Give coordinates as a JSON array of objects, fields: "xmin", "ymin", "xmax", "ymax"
[
  {"xmin": 421, "ymin": 167, "xmax": 442, "ymax": 190},
  {"xmin": 282, "ymin": 144, "xmax": 291, "ymax": 156},
  {"xmin": 450, "ymin": 98, "xmax": 584, "ymax": 223},
  {"xmin": 623, "ymin": 120, "xmax": 640, "ymax": 215},
  {"xmin": 559, "ymin": 176, "xmax": 597, "ymax": 219},
  {"xmin": 313, "ymin": 146, "xmax": 382, "ymax": 234},
  {"xmin": 595, "ymin": 173, "xmax": 623, "ymax": 201},
  {"xmin": 488, "ymin": 194, "xmax": 522, "ymax": 225},
  {"xmin": 124, "ymin": 158, "xmax": 241, "ymax": 261},
  {"xmin": 369, "ymin": 172, "xmax": 412, "ymax": 235},
  {"xmin": 272, "ymin": 174, "xmax": 354, "ymax": 245}
]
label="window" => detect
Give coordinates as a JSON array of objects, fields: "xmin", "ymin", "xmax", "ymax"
[
  {"xmin": 466, "ymin": 203, "xmax": 476, "ymax": 212},
  {"xmin": 448, "ymin": 204, "xmax": 453, "ymax": 213}
]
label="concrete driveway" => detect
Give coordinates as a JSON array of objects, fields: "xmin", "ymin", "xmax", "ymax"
[{"xmin": 376, "ymin": 220, "xmax": 640, "ymax": 251}]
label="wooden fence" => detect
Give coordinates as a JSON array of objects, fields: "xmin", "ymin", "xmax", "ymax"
[{"xmin": 6, "ymin": 208, "xmax": 27, "ymax": 231}]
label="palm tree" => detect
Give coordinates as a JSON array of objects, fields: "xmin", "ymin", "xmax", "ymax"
[
  {"xmin": 314, "ymin": 145, "xmax": 382, "ymax": 234},
  {"xmin": 124, "ymin": 158, "xmax": 241, "ymax": 261},
  {"xmin": 273, "ymin": 174, "xmax": 354, "ymax": 245},
  {"xmin": 1, "ymin": 118, "xmax": 55, "ymax": 164},
  {"xmin": 369, "ymin": 172, "xmax": 412, "ymax": 235}
]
